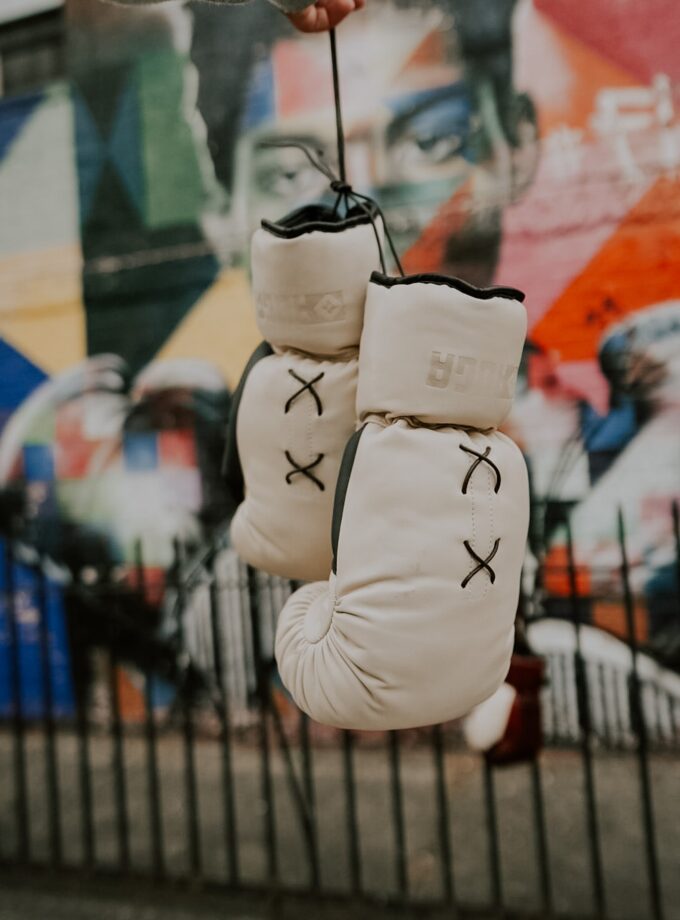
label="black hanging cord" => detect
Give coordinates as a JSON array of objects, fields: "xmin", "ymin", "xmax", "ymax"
[
  {"xmin": 326, "ymin": 27, "xmax": 403, "ymax": 274},
  {"xmin": 329, "ymin": 28, "xmax": 346, "ymax": 185},
  {"xmin": 259, "ymin": 27, "xmax": 404, "ymax": 276},
  {"xmin": 341, "ymin": 184, "xmax": 404, "ymax": 276}
]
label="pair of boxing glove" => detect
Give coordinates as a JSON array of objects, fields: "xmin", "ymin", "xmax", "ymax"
[{"xmin": 225, "ymin": 201, "xmax": 530, "ymax": 731}]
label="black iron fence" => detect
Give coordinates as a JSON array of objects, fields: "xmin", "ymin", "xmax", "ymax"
[{"xmin": 0, "ymin": 504, "xmax": 679, "ymax": 919}]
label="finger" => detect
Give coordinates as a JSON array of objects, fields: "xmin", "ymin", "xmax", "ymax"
[
  {"xmin": 287, "ymin": 0, "xmax": 358, "ymax": 32},
  {"xmin": 287, "ymin": 1, "xmax": 330, "ymax": 32},
  {"xmin": 326, "ymin": 0, "xmax": 358, "ymax": 27},
  {"xmin": 287, "ymin": 4, "xmax": 328, "ymax": 32}
]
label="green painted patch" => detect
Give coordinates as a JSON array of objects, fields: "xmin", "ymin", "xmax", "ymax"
[{"xmin": 137, "ymin": 51, "xmax": 206, "ymax": 229}]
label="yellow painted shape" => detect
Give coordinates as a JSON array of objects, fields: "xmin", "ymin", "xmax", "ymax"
[
  {"xmin": 156, "ymin": 267, "xmax": 260, "ymax": 390},
  {"xmin": 0, "ymin": 244, "xmax": 86, "ymax": 373}
]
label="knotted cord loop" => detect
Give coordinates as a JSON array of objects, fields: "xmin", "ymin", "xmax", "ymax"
[
  {"xmin": 330, "ymin": 180, "xmax": 352, "ymax": 196},
  {"xmin": 259, "ymin": 139, "xmax": 404, "ymax": 277}
]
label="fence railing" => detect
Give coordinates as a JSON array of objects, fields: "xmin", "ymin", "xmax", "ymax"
[{"xmin": 0, "ymin": 503, "xmax": 679, "ymax": 919}]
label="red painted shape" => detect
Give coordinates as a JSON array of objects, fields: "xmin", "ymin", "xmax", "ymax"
[
  {"xmin": 124, "ymin": 565, "xmax": 166, "ymax": 607},
  {"xmin": 273, "ymin": 40, "xmax": 332, "ymax": 118},
  {"xmin": 158, "ymin": 429, "xmax": 197, "ymax": 469},
  {"xmin": 54, "ymin": 403, "xmax": 103, "ymax": 479},
  {"xmin": 536, "ymin": 0, "xmax": 680, "ymax": 82}
]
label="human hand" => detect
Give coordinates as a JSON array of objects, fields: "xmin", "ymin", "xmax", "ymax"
[{"xmin": 286, "ymin": 0, "xmax": 365, "ymax": 33}]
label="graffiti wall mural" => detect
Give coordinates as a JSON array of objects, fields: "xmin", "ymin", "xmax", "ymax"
[{"xmin": 1, "ymin": 0, "xmax": 679, "ymax": 712}]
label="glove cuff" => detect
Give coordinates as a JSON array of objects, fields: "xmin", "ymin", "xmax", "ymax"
[
  {"xmin": 357, "ymin": 272, "xmax": 527, "ymax": 429},
  {"xmin": 251, "ymin": 204, "xmax": 382, "ymax": 357}
]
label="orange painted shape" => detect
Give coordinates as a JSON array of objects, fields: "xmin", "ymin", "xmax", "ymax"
[
  {"xmin": 402, "ymin": 180, "xmax": 473, "ymax": 274},
  {"xmin": 116, "ymin": 667, "xmax": 146, "ymax": 724},
  {"xmin": 401, "ymin": 29, "xmax": 446, "ymax": 71},
  {"xmin": 531, "ymin": 177, "xmax": 680, "ymax": 362},
  {"xmin": 592, "ymin": 600, "xmax": 649, "ymax": 644},
  {"xmin": 543, "ymin": 545, "xmax": 591, "ymax": 598}
]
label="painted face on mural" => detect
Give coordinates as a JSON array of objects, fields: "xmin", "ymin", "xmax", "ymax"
[
  {"xmin": 226, "ymin": 0, "xmax": 538, "ymax": 285},
  {"xmin": 598, "ymin": 301, "xmax": 680, "ymax": 410}
]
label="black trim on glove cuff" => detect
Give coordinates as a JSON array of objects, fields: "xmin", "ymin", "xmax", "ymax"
[
  {"xmin": 371, "ymin": 271, "xmax": 525, "ymax": 303},
  {"xmin": 262, "ymin": 202, "xmax": 379, "ymax": 240}
]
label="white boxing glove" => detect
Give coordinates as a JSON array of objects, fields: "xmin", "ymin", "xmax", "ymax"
[
  {"xmin": 275, "ymin": 271, "xmax": 530, "ymax": 730},
  {"xmin": 225, "ymin": 205, "xmax": 382, "ymax": 582}
]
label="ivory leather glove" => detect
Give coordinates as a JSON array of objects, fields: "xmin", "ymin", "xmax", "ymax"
[{"xmin": 225, "ymin": 203, "xmax": 381, "ymax": 581}]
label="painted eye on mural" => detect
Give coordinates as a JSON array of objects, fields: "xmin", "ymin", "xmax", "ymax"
[
  {"xmin": 254, "ymin": 162, "xmax": 321, "ymax": 198},
  {"xmin": 252, "ymin": 138, "xmax": 333, "ymax": 201},
  {"xmin": 385, "ymin": 83, "xmax": 479, "ymax": 179},
  {"xmin": 390, "ymin": 131, "xmax": 466, "ymax": 169}
]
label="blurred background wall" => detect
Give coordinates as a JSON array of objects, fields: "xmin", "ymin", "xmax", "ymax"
[{"xmin": 0, "ymin": 0, "xmax": 679, "ymax": 668}]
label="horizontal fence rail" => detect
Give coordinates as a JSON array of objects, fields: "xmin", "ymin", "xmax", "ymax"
[{"xmin": 0, "ymin": 503, "xmax": 678, "ymax": 920}]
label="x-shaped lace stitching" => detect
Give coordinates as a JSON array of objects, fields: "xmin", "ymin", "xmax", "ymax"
[
  {"xmin": 285, "ymin": 450, "xmax": 325, "ymax": 491},
  {"xmin": 285, "ymin": 370, "xmax": 325, "ymax": 416},
  {"xmin": 462, "ymin": 538, "xmax": 500, "ymax": 588},
  {"xmin": 460, "ymin": 444, "xmax": 501, "ymax": 494}
]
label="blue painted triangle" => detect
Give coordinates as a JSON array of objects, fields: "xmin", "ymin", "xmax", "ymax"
[
  {"xmin": 108, "ymin": 77, "xmax": 145, "ymax": 220},
  {"xmin": 0, "ymin": 91, "xmax": 45, "ymax": 162},
  {"xmin": 72, "ymin": 89, "xmax": 105, "ymax": 224},
  {"xmin": 240, "ymin": 58, "xmax": 275, "ymax": 132},
  {"xmin": 0, "ymin": 338, "xmax": 48, "ymax": 416}
]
